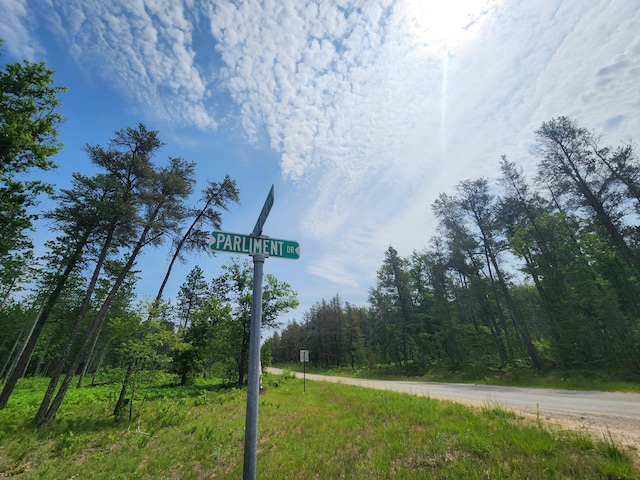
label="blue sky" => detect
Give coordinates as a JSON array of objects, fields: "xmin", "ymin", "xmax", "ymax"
[{"xmin": 2, "ymin": 0, "xmax": 640, "ymax": 324}]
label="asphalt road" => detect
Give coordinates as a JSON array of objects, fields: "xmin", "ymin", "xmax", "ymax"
[
  {"xmin": 265, "ymin": 367, "xmax": 640, "ymax": 449},
  {"xmin": 267, "ymin": 367, "xmax": 637, "ymax": 417}
]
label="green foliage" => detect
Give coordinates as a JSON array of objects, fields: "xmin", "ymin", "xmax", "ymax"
[
  {"xmin": 169, "ymin": 341, "xmax": 202, "ymax": 386},
  {"xmin": 271, "ymin": 118, "xmax": 640, "ymax": 378},
  {"xmin": 0, "ymin": 41, "xmax": 66, "ymax": 296},
  {"xmin": 0, "ymin": 50, "xmax": 66, "ymax": 199},
  {"xmin": 207, "ymin": 257, "xmax": 298, "ymax": 384}
]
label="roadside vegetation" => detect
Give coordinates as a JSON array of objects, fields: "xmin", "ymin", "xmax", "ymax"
[{"xmin": 1, "ymin": 371, "xmax": 637, "ymax": 480}]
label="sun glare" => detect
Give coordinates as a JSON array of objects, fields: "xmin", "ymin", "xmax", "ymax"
[{"xmin": 399, "ymin": 0, "xmax": 498, "ymax": 50}]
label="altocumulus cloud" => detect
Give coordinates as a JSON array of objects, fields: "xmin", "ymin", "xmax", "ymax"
[
  {"xmin": 39, "ymin": 0, "xmax": 217, "ymax": 129},
  {"xmin": 4, "ymin": 0, "xmax": 640, "ymax": 292},
  {"xmin": 0, "ymin": 0, "xmax": 40, "ymax": 59}
]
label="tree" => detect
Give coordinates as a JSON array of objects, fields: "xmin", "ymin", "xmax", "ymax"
[
  {"xmin": 432, "ymin": 180, "xmax": 545, "ymax": 369},
  {"xmin": 0, "ymin": 234, "xmax": 89, "ymax": 409},
  {"xmin": 369, "ymin": 247, "xmax": 418, "ymax": 367},
  {"xmin": 534, "ymin": 117, "xmax": 640, "ymax": 276},
  {"xmin": 175, "ymin": 266, "xmax": 210, "ymax": 333},
  {"xmin": 409, "ymin": 242, "xmax": 466, "ymax": 368},
  {"xmin": 34, "ymin": 127, "xmax": 197, "ymax": 426},
  {"xmin": 458, "ymin": 178, "xmax": 543, "ymax": 369},
  {"xmin": 343, "ymin": 303, "xmax": 368, "ymax": 367},
  {"xmin": 0, "ymin": 39, "xmax": 66, "ymax": 303},
  {"xmin": 303, "ymin": 297, "xmax": 346, "ymax": 368},
  {"xmin": 153, "ymin": 177, "xmax": 239, "ymax": 307},
  {"xmin": 267, "ymin": 321, "xmax": 307, "ymax": 364},
  {"xmin": 211, "ymin": 257, "xmax": 298, "ymax": 384},
  {"xmin": 112, "ymin": 313, "xmax": 177, "ymax": 419},
  {"xmin": 510, "ymin": 209, "xmax": 639, "ymax": 368},
  {"xmin": 172, "ymin": 296, "xmax": 232, "ymax": 384}
]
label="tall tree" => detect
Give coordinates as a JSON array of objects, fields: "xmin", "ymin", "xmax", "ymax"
[
  {"xmin": 153, "ymin": 177, "xmax": 239, "ymax": 306},
  {"xmin": 26, "ymin": 125, "xmax": 159, "ymax": 420},
  {"xmin": 0, "ymin": 232, "xmax": 89, "ymax": 409},
  {"xmin": 0, "ymin": 40, "xmax": 66, "ymax": 303},
  {"xmin": 343, "ymin": 303, "xmax": 368, "ymax": 368},
  {"xmin": 303, "ymin": 297, "xmax": 346, "ymax": 368},
  {"xmin": 459, "ymin": 178, "xmax": 542, "ymax": 369},
  {"xmin": 369, "ymin": 246, "xmax": 418, "ymax": 367},
  {"xmin": 534, "ymin": 116, "xmax": 640, "ymax": 276},
  {"xmin": 35, "ymin": 130, "xmax": 196, "ymax": 426},
  {"xmin": 432, "ymin": 191, "xmax": 510, "ymax": 365},
  {"xmin": 211, "ymin": 257, "xmax": 298, "ymax": 384}
]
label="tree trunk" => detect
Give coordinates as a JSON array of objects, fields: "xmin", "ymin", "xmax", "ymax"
[
  {"xmin": 33, "ymin": 337, "xmax": 51, "ymax": 376},
  {"xmin": 35, "ymin": 227, "xmax": 114, "ymax": 423},
  {"xmin": 0, "ymin": 331, "xmax": 22, "ymax": 381},
  {"xmin": 77, "ymin": 327, "xmax": 103, "ymax": 388},
  {"xmin": 35, "ymin": 220, "xmax": 159, "ymax": 426},
  {"xmin": 0, "ymin": 236, "xmax": 86, "ymax": 409},
  {"xmin": 489, "ymin": 249, "xmax": 543, "ymax": 370},
  {"xmin": 113, "ymin": 361, "xmax": 134, "ymax": 417},
  {"xmin": 91, "ymin": 342, "xmax": 109, "ymax": 386}
]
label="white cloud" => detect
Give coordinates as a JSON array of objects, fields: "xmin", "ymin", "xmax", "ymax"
[
  {"xmin": 41, "ymin": 0, "xmax": 217, "ymax": 129},
  {"xmin": 203, "ymin": 0, "xmax": 640, "ymax": 291},
  {"xmin": 204, "ymin": 1, "xmax": 503, "ymax": 287},
  {"xmin": 0, "ymin": 0, "xmax": 41, "ymax": 59}
]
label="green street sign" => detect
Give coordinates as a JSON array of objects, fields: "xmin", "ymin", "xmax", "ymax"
[
  {"xmin": 252, "ymin": 184, "xmax": 274, "ymax": 237},
  {"xmin": 210, "ymin": 231, "xmax": 300, "ymax": 260}
]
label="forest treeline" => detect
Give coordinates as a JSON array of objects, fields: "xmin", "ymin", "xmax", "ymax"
[
  {"xmin": 0, "ymin": 47, "xmax": 298, "ymax": 426},
  {"xmin": 268, "ymin": 117, "xmax": 640, "ymax": 375}
]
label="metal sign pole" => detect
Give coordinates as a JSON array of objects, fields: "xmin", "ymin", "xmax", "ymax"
[
  {"xmin": 210, "ymin": 184, "xmax": 299, "ymax": 479},
  {"xmin": 242, "ymin": 253, "xmax": 265, "ymax": 480}
]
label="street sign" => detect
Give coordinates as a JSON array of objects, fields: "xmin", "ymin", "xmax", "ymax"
[
  {"xmin": 210, "ymin": 231, "xmax": 300, "ymax": 259},
  {"xmin": 251, "ymin": 184, "xmax": 274, "ymax": 236},
  {"xmin": 300, "ymin": 350, "xmax": 309, "ymax": 362}
]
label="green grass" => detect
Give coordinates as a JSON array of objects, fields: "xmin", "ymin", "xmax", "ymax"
[{"xmin": 0, "ymin": 373, "xmax": 638, "ymax": 479}]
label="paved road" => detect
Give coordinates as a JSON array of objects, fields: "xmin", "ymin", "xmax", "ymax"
[
  {"xmin": 267, "ymin": 367, "xmax": 638, "ymax": 417},
  {"xmin": 266, "ymin": 367, "xmax": 640, "ymax": 448}
]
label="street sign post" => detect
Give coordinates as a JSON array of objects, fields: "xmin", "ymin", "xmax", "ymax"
[
  {"xmin": 210, "ymin": 231, "xmax": 300, "ymax": 259},
  {"xmin": 210, "ymin": 186, "xmax": 299, "ymax": 480},
  {"xmin": 243, "ymin": 253, "xmax": 264, "ymax": 480}
]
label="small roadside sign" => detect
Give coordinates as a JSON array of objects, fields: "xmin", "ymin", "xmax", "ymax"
[{"xmin": 300, "ymin": 350, "xmax": 309, "ymax": 393}]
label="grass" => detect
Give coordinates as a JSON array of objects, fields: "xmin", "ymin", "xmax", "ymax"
[{"xmin": 0, "ymin": 372, "xmax": 638, "ymax": 479}]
